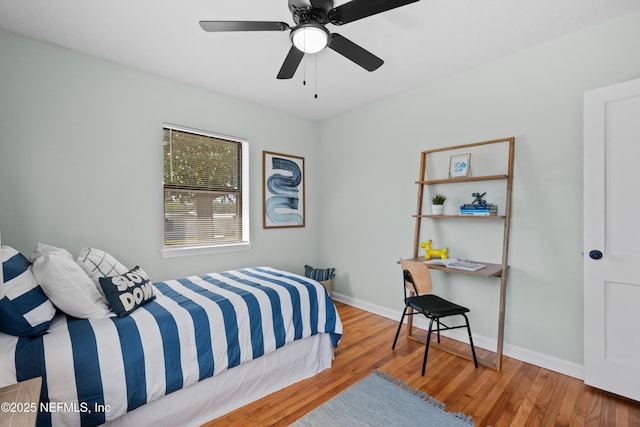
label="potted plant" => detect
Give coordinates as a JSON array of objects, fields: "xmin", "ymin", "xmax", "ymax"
[{"xmin": 431, "ymin": 193, "xmax": 446, "ymax": 215}]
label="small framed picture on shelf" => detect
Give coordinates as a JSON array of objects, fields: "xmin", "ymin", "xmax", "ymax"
[{"xmin": 449, "ymin": 153, "xmax": 471, "ymax": 178}]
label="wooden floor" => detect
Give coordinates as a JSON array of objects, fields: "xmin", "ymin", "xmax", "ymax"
[{"xmin": 205, "ymin": 302, "xmax": 640, "ymax": 426}]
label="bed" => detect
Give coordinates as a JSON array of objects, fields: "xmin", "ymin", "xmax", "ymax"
[{"xmin": 0, "ymin": 248, "xmax": 343, "ymax": 427}]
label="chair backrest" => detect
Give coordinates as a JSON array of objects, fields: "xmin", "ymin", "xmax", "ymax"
[{"xmin": 399, "ymin": 259, "xmax": 433, "ymax": 295}]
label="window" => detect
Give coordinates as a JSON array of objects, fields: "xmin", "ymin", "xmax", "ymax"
[{"xmin": 162, "ymin": 124, "xmax": 250, "ymax": 257}]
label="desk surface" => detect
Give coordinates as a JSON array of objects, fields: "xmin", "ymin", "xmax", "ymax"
[{"xmin": 404, "ymin": 257, "xmax": 504, "ymax": 277}]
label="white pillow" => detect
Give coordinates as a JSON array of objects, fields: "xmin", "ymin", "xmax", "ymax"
[
  {"xmin": 31, "ymin": 242, "xmax": 73, "ymax": 260},
  {"xmin": 76, "ymin": 247, "xmax": 129, "ymax": 286},
  {"xmin": 31, "ymin": 243, "xmax": 110, "ymax": 319}
]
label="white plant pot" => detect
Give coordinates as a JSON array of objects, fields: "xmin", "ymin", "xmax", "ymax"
[{"xmin": 431, "ymin": 204, "xmax": 444, "ymax": 215}]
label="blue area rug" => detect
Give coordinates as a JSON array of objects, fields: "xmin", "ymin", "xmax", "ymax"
[{"xmin": 292, "ymin": 371, "xmax": 475, "ymax": 427}]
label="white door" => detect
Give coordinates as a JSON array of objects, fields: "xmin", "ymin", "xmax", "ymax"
[{"xmin": 583, "ymin": 77, "xmax": 640, "ymax": 401}]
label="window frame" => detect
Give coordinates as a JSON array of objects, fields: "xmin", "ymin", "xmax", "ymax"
[{"xmin": 161, "ymin": 123, "xmax": 250, "ymax": 258}]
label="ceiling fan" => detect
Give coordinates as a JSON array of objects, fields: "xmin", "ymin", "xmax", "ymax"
[{"xmin": 199, "ymin": 0, "xmax": 420, "ymax": 79}]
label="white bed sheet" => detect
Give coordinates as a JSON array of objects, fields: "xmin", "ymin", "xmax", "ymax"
[{"xmin": 106, "ymin": 333, "xmax": 333, "ymax": 426}]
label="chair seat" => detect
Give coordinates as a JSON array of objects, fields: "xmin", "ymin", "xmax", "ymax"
[{"xmin": 406, "ymin": 294, "xmax": 470, "ymax": 317}]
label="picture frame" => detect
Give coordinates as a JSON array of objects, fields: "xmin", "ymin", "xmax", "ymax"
[
  {"xmin": 263, "ymin": 151, "xmax": 305, "ymax": 228},
  {"xmin": 449, "ymin": 153, "xmax": 472, "ymax": 178}
]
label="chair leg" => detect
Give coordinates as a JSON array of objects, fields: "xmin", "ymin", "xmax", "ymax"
[
  {"xmin": 462, "ymin": 314, "xmax": 479, "ymax": 368},
  {"xmin": 421, "ymin": 318, "xmax": 435, "ymax": 376},
  {"xmin": 392, "ymin": 307, "xmax": 408, "ymax": 349},
  {"xmin": 436, "ymin": 318, "xmax": 441, "ymax": 343}
]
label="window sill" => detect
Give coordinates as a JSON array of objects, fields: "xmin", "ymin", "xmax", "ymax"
[{"xmin": 161, "ymin": 241, "xmax": 252, "ymax": 258}]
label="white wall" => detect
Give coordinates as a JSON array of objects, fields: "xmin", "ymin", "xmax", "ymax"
[
  {"xmin": 317, "ymin": 11, "xmax": 640, "ymax": 368},
  {"xmin": 0, "ymin": 30, "xmax": 321, "ymax": 281}
]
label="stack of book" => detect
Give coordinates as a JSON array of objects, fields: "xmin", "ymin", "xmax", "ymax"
[{"xmin": 459, "ymin": 203, "xmax": 498, "ymax": 216}]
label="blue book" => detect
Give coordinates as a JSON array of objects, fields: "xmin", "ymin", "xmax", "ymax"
[
  {"xmin": 460, "ymin": 211, "xmax": 494, "ymax": 216},
  {"xmin": 460, "ymin": 204, "xmax": 497, "ymax": 209}
]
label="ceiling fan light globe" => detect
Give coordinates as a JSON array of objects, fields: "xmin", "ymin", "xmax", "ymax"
[{"xmin": 291, "ymin": 24, "xmax": 329, "ymax": 54}]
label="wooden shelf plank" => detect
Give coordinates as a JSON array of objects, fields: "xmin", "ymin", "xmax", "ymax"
[
  {"xmin": 422, "ymin": 137, "xmax": 514, "ymax": 155},
  {"xmin": 416, "ymin": 174, "xmax": 508, "ymax": 185},
  {"xmin": 403, "ymin": 256, "xmax": 504, "ymax": 277},
  {"xmin": 413, "ymin": 214, "xmax": 506, "ymax": 219}
]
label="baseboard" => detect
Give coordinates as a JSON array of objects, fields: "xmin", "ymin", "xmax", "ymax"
[{"xmin": 331, "ymin": 292, "xmax": 584, "ymax": 380}]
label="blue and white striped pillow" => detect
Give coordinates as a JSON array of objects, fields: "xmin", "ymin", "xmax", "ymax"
[
  {"xmin": 304, "ymin": 265, "xmax": 335, "ymax": 282},
  {"xmin": 1, "ymin": 245, "xmax": 56, "ymax": 336}
]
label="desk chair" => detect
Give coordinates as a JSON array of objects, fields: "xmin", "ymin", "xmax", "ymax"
[{"xmin": 392, "ymin": 260, "xmax": 479, "ymax": 375}]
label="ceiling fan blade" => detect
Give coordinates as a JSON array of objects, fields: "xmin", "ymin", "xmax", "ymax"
[
  {"xmin": 199, "ymin": 21, "xmax": 290, "ymax": 32},
  {"xmin": 329, "ymin": 0, "xmax": 419, "ymax": 25},
  {"xmin": 277, "ymin": 46, "xmax": 305, "ymax": 79},
  {"xmin": 328, "ymin": 33, "xmax": 383, "ymax": 72}
]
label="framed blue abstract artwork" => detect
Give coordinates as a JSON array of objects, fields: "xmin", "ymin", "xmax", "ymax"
[{"xmin": 263, "ymin": 151, "xmax": 305, "ymax": 228}]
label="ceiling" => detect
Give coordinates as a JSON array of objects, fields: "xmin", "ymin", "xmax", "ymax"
[{"xmin": 1, "ymin": 0, "xmax": 639, "ymax": 120}]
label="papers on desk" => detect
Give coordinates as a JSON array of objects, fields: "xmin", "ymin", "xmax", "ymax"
[{"xmin": 424, "ymin": 258, "xmax": 486, "ymax": 271}]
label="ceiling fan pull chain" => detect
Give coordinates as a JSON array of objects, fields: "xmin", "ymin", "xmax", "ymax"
[
  {"xmin": 303, "ymin": 53, "xmax": 307, "ymax": 86},
  {"xmin": 303, "ymin": 29, "xmax": 307, "ymax": 86},
  {"xmin": 314, "ymin": 55, "xmax": 318, "ymax": 99}
]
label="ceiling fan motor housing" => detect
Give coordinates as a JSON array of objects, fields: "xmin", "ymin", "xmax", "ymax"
[{"xmin": 289, "ymin": 0, "xmax": 334, "ymax": 25}]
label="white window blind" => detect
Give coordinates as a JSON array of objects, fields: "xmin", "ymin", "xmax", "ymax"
[{"xmin": 163, "ymin": 124, "xmax": 249, "ymax": 254}]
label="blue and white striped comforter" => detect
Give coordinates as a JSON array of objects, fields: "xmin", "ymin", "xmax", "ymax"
[{"xmin": 0, "ymin": 267, "xmax": 343, "ymax": 427}]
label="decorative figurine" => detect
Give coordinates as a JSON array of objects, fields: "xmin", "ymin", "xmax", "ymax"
[
  {"xmin": 471, "ymin": 192, "xmax": 487, "ymax": 205},
  {"xmin": 420, "ymin": 240, "xmax": 449, "ymax": 260}
]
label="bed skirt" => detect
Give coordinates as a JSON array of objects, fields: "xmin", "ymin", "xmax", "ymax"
[{"xmin": 105, "ymin": 333, "xmax": 334, "ymax": 426}]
